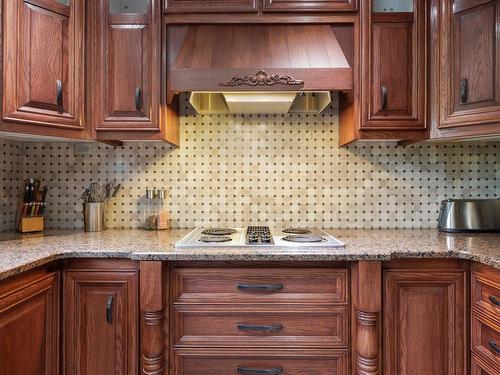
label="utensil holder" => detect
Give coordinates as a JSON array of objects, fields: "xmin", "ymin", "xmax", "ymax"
[{"xmin": 83, "ymin": 203, "xmax": 107, "ymax": 232}]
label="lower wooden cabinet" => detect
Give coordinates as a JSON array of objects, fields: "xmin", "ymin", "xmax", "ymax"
[
  {"xmin": 63, "ymin": 263, "xmax": 138, "ymax": 375},
  {"xmin": 383, "ymin": 267, "xmax": 466, "ymax": 375},
  {"xmin": 0, "ymin": 269, "xmax": 60, "ymax": 375}
]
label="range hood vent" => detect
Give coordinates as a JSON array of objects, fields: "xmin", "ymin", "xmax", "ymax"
[{"xmin": 167, "ymin": 24, "xmax": 353, "ymax": 113}]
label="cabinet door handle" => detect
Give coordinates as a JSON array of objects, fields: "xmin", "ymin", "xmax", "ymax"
[
  {"xmin": 237, "ymin": 283, "xmax": 283, "ymax": 292},
  {"xmin": 460, "ymin": 78, "xmax": 468, "ymax": 103},
  {"xmin": 237, "ymin": 367, "xmax": 283, "ymax": 375},
  {"xmin": 106, "ymin": 296, "xmax": 113, "ymax": 324},
  {"xmin": 488, "ymin": 340, "xmax": 500, "ymax": 353},
  {"xmin": 488, "ymin": 295, "xmax": 500, "ymax": 306},
  {"xmin": 237, "ymin": 323, "xmax": 283, "ymax": 332},
  {"xmin": 56, "ymin": 80, "xmax": 63, "ymax": 113},
  {"xmin": 135, "ymin": 87, "xmax": 142, "ymax": 111},
  {"xmin": 381, "ymin": 86, "xmax": 388, "ymax": 110}
]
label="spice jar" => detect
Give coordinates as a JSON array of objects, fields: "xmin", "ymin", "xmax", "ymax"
[
  {"xmin": 144, "ymin": 188, "xmax": 157, "ymax": 230},
  {"xmin": 156, "ymin": 189, "xmax": 169, "ymax": 230}
]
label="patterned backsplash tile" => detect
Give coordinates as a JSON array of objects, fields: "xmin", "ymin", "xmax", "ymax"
[
  {"xmin": 2, "ymin": 96, "xmax": 499, "ymax": 230},
  {"xmin": 0, "ymin": 139, "xmax": 22, "ymax": 232}
]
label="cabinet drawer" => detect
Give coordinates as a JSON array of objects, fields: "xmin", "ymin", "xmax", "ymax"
[
  {"xmin": 173, "ymin": 268, "xmax": 348, "ymax": 305},
  {"xmin": 472, "ymin": 270, "xmax": 500, "ymax": 318},
  {"xmin": 472, "ymin": 353, "xmax": 499, "ymax": 375},
  {"xmin": 173, "ymin": 305, "xmax": 348, "ymax": 348},
  {"xmin": 472, "ymin": 311, "xmax": 500, "ymax": 368},
  {"xmin": 174, "ymin": 349, "xmax": 348, "ymax": 375}
]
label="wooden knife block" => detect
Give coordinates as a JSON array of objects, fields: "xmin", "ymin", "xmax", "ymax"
[{"xmin": 18, "ymin": 216, "xmax": 44, "ymax": 233}]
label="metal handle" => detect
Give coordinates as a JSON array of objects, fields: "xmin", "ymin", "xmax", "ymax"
[
  {"xmin": 106, "ymin": 296, "xmax": 113, "ymax": 324},
  {"xmin": 381, "ymin": 86, "xmax": 388, "ymax": 110},
  {"xmin": 237, "ymin": 323, "xmax": 283, "ymax": 332},
  {"xmin": 56, "ymin": 80, "xmax": 63, "ymax": 113},
  {"xmin": 488, "ymin": 340, "xmax": 500, "ymax": 354},
  {"xmin": 460, "ymin": 78, "xmax": 468, "ymax": 103},
  {"xmin": 489, "ymin": 295, "xmax": 500, "ymax": 306},
  {"xmin": 237, "ymin": 283, "xmax": 283, "ymax": 292},
  {"xmin": 237, "ymin": 367, "xmax": 283, "ymax": 375},
  {"xmin": 135, "ymin": 87, "xmax": 142, "ymax": 111}
]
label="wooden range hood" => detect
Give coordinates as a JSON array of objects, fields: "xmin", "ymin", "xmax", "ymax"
[{"xmin": 167, "ymin": 25, "xmax": 353, "ymax": 113}]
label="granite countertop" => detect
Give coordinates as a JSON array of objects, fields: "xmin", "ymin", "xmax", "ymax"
[{"xmin": 0, "ymin": 228, "xmax": 498, "ymax": 280}]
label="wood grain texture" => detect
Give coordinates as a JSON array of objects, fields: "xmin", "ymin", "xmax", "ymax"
[
  {"xmin": 172, "ymin": 267, "xmax": 348, "ymax": 305},
  {"xmin": 263, "ymin": 0, "xmax": 357, "ymax": 12},
  {"xmin": 430, "ymin": 0, "xmax": 500, "ymax": 139},
  {"xmin": 383, "ymin": 268, "xmax": 466, "ymax": 375},
  {"xmin": 63, "ymin": 267, "xmax": 138, "ymax": 375},
  {"xmin": 471, "ymin": 310, "xmax": 500, "ymax": 370},
  {"xmin": 471, "ymin": 263, "xmax": 500, "ymax": 318},
  {"xmin": 165, "ymin": 0, "xmax": 257, "ymax": 13},
  {"xmin": 2, "ymin": 0, "xmax": 86, "ymax": 136},
  {"xmin": 472, "ymin": 353, "xmax": 499, "ymax": 375},
  {"xmin": 0, "ymin": 268, "xmax": 59, "ymax": 375},
  {"xmin": 173, "ymin": 349, "xmax": 349, "ymax": 375}
]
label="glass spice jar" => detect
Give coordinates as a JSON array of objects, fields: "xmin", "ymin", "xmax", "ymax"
[
  {"xmin": 144, "ymin": 188, "xmax": 157, "ymax": 230},
  {"xmin": 156, "ymin": 189, "xmax": 169, "ymax": 230}
]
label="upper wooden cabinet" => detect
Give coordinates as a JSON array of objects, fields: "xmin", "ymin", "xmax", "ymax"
[
  {"xmin": 0, "ymin": 269, "xmax": 60, "ymax": 375},
  {"xmin": 165, "ymin": 0, "xmax": 257, "ymax": 13},
  {"xmin": 339, "ymin": 0, "xmax": 427, "ymax": 145},
  {"xmin": 430, "ymin": 0, "xmax": 500, "ymax": 139},
  {"xmin": 2, "ymin": 0, "xmax": 86, "ymax": 138},
  {"xmin": 262, "ymin": 0, "xmax": 357, "ymax": 12}
]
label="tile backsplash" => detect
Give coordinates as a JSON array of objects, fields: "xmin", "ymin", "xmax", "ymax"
[
  {"xmin": 0, "ymin": 139, "xmax": 22, "ymax": 232},
  {"xmin": 2, "ymin": 96, "xmax": 499, "ymax": 230}
]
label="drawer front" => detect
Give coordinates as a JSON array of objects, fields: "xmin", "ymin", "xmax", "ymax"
[
  {"xmin": 173, "ymin": 306, "xmax": 348, "ymax": 348},
  {"xmin": 472, "ymin": 271, "xmax": 500, "ymax": 318},
  {"xmin": 173, "ymin": 268, "xmax": 348, "ymax": 305},
  {"xmin": 472, "ymin": 312, "xmax": 500, "ymax": 368},
  {"xmin": 472, "ymin": 353, "xmax": 499, "ymax": 375},
  {"xmin": 174, "ymin": 350, "xmax": 348, "ymax": 375}
]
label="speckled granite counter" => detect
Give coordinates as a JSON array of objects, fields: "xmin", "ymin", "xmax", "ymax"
[{"xmin": 0, "ymin": 228, "xmax": 498, "ymax": 280}]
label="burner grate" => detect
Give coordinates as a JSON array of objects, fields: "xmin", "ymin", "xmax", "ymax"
[
  {"xmin": 246, "ymin": 226, "xmax": 273, "ymax": 245},
  {"xmin": 201, "ymin": 228, "xmax": 237, "ymax": 236},
  {"xmin": 199, "ymin": 235, "xmax": 233, "ymax": 243},
  {"xmin": 282, "ymin": 235, "xmax": 326, "ymax": 243},
  {"xmin": 282, "ymin": 228, "xmax": 311, "ymax": 234}
]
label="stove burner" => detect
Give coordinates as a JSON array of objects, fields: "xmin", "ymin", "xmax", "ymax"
[
  {"xmin": 199, "ymin": 235, "xmax": 233, "ymax": 243},
  {"xmin": 283, "ymin": 228, "xmax": 311, "ymax": 234},
  {"xmin": 201, "ymin": 228, "xmax": 237, "ymax": 236},
  {"xmin": 282, "ymin": 235, "xmax": 326, "ymax": 243}
]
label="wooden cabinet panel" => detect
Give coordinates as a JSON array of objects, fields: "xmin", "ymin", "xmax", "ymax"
[
  {"xmin": 472, "ymin": 265, "xmax": 500, "ymax": 317},
  {"xmin": 2, "ymin": 0, "xmax": 85, "ymax": 137},
  {"xmin": 383, "ymin": 270, "xmax": 466, "ymax": 375},
  {"xmin": 262, "ymin": 0, "xmax": 357, "ymax": 12},
  {"xmin": 431, "ymin": 0, "xmax": 500, "ymax": 138},
  {"xmin": 174, "ymin": 349, "xmax": 349, "ymax": 375},
  {"xmin": 63, "ymin": 269, "xmax": 138, "ymax": 375},
  {"xmin": 472, "ymin": 353, "xmax": 499, "ymax": 375},
  {"xmin": 173, "ymin": 305, "xmax": 348, "ymax": 348},
  {"xmin": 172, "ymin": 268, "xmax": 348, "ymax": 305},
  {"xmin": 472, "ymin": 311, "xmax": 500, "ymax": 369},
  {"xmin": 165, "ymin": 0, "xmax": 257, "ymax": 13},
  {"xmin": 0, "ymin": 269, "xmax": 59, "ymax": 375}
]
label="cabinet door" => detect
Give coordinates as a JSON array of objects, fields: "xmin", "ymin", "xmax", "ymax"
[
  {"xmin": 262, "ymin": 0, "xmax": 357, "ymax": 12},
  {"xmin": 64, "ymin": 270, "xmax": 138, "ymax": 375},
  {"xmin": 2, "ymin": 0, "xmax": 85, "ymax": 135},
  {"xmin": 436, "ymin": 0, "xmax": 500, "ymax": 132},
  {"xmin": 0, "ymin": 270, "xmax": 59, "ymax": 375},
  {"xmin": 93, "ymin": 0, "xmax": 160, "ymax": 132},
  {"xmin": 361, "ymin": 1, "xmax": 426, "ymax": 129},
  {"xmin": 165, "ymin": 0, "xmax": 257, "ymax": 13},
  {"xmin": 383, "ymin": 270, "xmax": 466, "ymax": 375}
]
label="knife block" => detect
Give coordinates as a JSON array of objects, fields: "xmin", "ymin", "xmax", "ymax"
[{"xmin": 18, "ymin": 216, "xmax": 44, "ymax": 233}]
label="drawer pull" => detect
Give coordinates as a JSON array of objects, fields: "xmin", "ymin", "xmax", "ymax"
[
  {"xmin": 488, "ymin": 340, "xmax": 500, "ymax": 354},
  {"xmin": 106, "ymin": 296, "xmax": 113, "ymax": 324},
  {"xmin": 460, "ymin": 78, "xmax": 468, "ymax": 103},
  {"xmin": 135, "ymin": 87, "xmax": 142, "ymax": 111},
  {"xmin": 489, "ymin": 295, "xmax": 500, "ymax": 306},
  {"xmin": 381, "ymin": 85, "xmax": 388, "ymax": 110},
  {"xmin": 237, "ymin": 367, "xmax": 283, "ymax": 375},
  {"xmin": 237, "ymin": 283, "xmax": 283, "ymax": 292},
  {"xmin": 56, "ymin": 79, "xmax": 63, "ymax": 113},
  {"xmin": 237, "ymin": 323, "xmax": 283, "ymax": 332}
]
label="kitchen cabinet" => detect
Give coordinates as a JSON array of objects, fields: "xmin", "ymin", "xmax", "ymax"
[
  {"xmin": 430, "ymin": 0, "xmax": 500, "ymax": 139},
  {"xmin": 0, "ymin": 268, "xmax": 60, "ymax": 375},
  {"xmin": 383, "ymin": 264, "xmax": 467, "ymax": 375},
  {"xmin": 1, "ymin": 0, "xmax": 86, "ymax": 138},
  {"xmin": 63, "ymin": 261, "xmax": 138, "ymax": 375},
  {"xmin": 89, "ymin": 0, "xmax": 179, "ymax": 144},
  {"xmin": 165, "ymin": 0, "xmax": 257, "ymax": 13},
  {"xmin": 339, "ymin": 0, "xmax": 427, "ymax": 145},
  {"xmin": 262, "ymin": 0, "xmax": 357, "ymax": 12}
]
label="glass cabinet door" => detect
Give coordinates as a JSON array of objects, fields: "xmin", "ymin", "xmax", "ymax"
[
  {"xmin": 373, "ymin": 0, "xmax": 413, "ymax": 12},
  {"xmin": 109, "ymin": 0, "xmax": 147, "ymax": 13}
]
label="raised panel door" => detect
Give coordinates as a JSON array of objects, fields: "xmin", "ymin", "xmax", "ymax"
[{"xmin": 262, "ymin": 0, "xmax": 357, "ymax": 12}]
